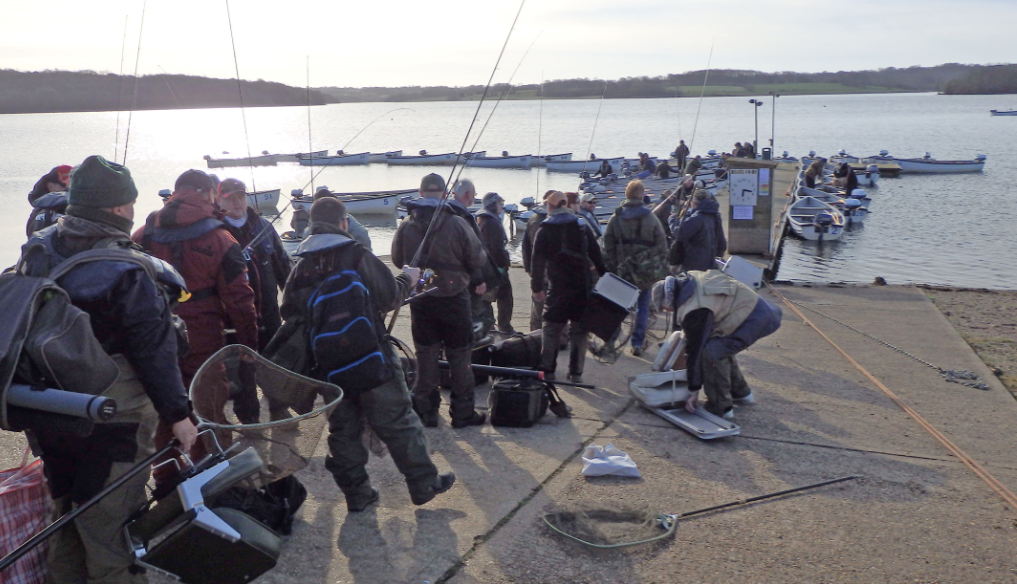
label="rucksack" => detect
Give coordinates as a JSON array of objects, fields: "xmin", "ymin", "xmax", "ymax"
[
  {"xmin": 307, "ymin": 245, "xmax": 393, "ymax": 393},
  {"xmin": 611, "ymin": 208, "xmax": 667, "ymax": 288},
  {"xmin": 216, "ymin": 475, "xmax": 308, "ymax": 536}
]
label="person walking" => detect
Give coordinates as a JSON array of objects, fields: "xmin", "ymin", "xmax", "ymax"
[
  {"xmin": 391, "ymin": 173, "xmax": 488, "ymax": 428},
  {"xmin": 476, "ymin": 191, "xmax": 515, "ymax": 334},
  {"xmin": 530, "ymin": 191, "xmax": 606, "ymax": 383},
  {"xmin": 18, "ymin": 155, "xmax": 197, "ymax": 583},
  {"xmin": 281, "ymin": 197, "xmax": 455, "ymax": 512},
  {"xmin": 602, "ymin": 180, "xmax": 669, "ymax": 357}
]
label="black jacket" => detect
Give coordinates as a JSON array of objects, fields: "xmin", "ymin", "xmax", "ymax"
[
  {"xmin": 522, "ymin": 206, "xmax": 547, "ymax": 274},
  {"xmin": 476, "ymin": 210, "xmax": 510, "ymax": 270},
  {"xmin": 670, "ymin": 198, "xmax": 727, "ymax": 272},
  {"xmin": 530, "ymin": 210, "xmax": 606, "ymax": 321}
]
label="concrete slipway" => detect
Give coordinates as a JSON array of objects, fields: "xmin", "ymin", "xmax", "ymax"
[{"xmin": 3, "ymin": 277, "xmax": 1016, "ymax": 583}]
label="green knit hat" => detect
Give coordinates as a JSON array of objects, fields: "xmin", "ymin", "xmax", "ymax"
[{"xmin": 67, "ymin": 155, "xmax": 139, "ymax": 208}]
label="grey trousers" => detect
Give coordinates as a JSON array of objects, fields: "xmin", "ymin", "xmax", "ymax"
[
  {"xmin": 540, "ymin": 320, "xmax": 588, "ymax": 377},
  {"xmin": 325, "ymin": 358, "xmax": 439, "ymax": 495},
  {"xmin": 701, "ymin": 353, "xmax": 750, "ymax": 416},
  {"xmin": 529, "ymin": 298, "xmax": 544, "ymax": 332},
  {"xmin": 413, "ymin": 343, "xmax": 477, "ymax": 423}
]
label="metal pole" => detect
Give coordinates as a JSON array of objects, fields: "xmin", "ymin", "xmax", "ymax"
[
  {"xmin": 770, "ymin": 93, "xmax": 777, "ymax": 150},
  {"xmin": 754, "ymin": 103, "xmax": 759, "ymax": 155}
]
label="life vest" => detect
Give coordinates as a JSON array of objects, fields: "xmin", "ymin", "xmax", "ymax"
[{"xmin": 675, "ymin": 270, "xmax": 759, "ymax": 338}]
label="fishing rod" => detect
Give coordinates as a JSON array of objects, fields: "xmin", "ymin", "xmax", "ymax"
[
  {"xmin": 224, "ymin": 0, "xmax": 257, "ymax": 197},
  {"xmin": 338, "ymin": 107, "xmax": 415, "ymax": 154},
  {"xmin": 114, "ymin": 16, "xmax": 128, "ymax": 162},
  {"xmin": 536, "ymin": 71, "xmax": 544, "ymax": 197},
  {"xmin": 122, "ymin": 0, "xmax": 147, "ymax": 165},
  {"xmin": 157, "ymin": 66, "xmax": 185, "ymax": 108},
  {"xmin": 408, "ymin": 0, "xmax": 528, "ymax": 270},
  {"xmin": 584, "ymin": 81, "xmax": 608, "ymax": 162},
  {"xmin": 306, "ymin": 56, "xmax": 314, "ymax": 196}
]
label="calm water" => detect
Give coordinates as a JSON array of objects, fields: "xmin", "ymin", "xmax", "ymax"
[{"xmin": 1, "ymin": 93, "xmax": 1014, "ymax": 288}]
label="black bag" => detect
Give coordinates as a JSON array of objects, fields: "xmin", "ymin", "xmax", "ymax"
[
  {"xmin": 488, "ymin": 378, "xmax": 548, "ymax": 428},
  {"xmin": 216, "ymin": 475, "xmax": 308, "ymax": 536},
  {"xmin": 487, "ymin": 331, "xmax": 542, "ymax": 370}
]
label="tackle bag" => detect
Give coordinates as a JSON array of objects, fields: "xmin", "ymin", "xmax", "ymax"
[
  {"xmin": 216, "ymin": 475, "xmax": 307, "ymax": 536},
  {"xmin": 487, "ymin": 331, "xmax": 542, "ymax": 370},
  {"xmin": 488, "ymin": 378, "xmax": 548, "ymax": 428},
  {"xmin": 307, "ymin": 246, "xmax": 393, "ymax": 393}
]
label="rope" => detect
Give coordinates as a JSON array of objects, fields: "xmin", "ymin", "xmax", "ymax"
[
  {"xmin": 781, "ymin": 295, "xmax": 989, "ymax": 390},
  {"xmin": 766, "ymin": 283, "xmax": 1017, "ymax": 510}
]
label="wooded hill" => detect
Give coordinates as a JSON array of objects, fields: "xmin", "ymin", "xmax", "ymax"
[
  {"xmin": 943, "ymin": 64, "xmax": 1017, "ymax": 94},
  {"xmin": 0, "ymin": 69, "xmax": 329, "ymax": 114}
]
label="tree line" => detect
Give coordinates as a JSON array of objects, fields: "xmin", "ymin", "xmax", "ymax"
[
  {"xmin": 942, "ymin": 64, "xmax": 1017, "ymax": 94},
  {"xmin": 0, "ymin": 69, "xmax": 329, "ymax": 114}
]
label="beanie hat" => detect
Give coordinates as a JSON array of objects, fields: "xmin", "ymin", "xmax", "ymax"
[
  {"xmin": 67, "ymin": 155, "xmax": 139, "ymax": 208},
  {"xmin": 174, "ymin": 169, "xmax": 215, "ymax": 193},
  {"xmin": 482, "ymin": 191, "xmax": 503, "ymax": 209}
]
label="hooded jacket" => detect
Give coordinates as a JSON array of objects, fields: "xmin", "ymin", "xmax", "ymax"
[
  {"xmin": 529, "ymin": 208, "xmax": 606, "ymax": 318},
  {"xmin": 222, "ymin": 207, "xmax": 292, "ymax": 349},
  {"xmin": 521, "ymin": 205, "xmax": 548, "ymax": 274},
  {"xmin": 132, "ymin": 189, "xmax": 258, "ymax": 352},
  {"xmin": 391, "ymin": 198, "xmax": 487, "ymax": 297},
  {"xmin": 670, "ymin": 197, "xmax": 727, "ymax": 272},
  {"xmin": 476, "ymin": 209, "xmax": 510, "ymax": 270},
  {"xmin": 603, "ymin": 200, "xmax": 669, "ymax": 290},
  {"xmin": 577, "ymin": 207, "xmax": 602, "ymax": 238}
]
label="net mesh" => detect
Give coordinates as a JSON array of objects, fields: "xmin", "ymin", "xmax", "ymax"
[
  {"xmin": 544, "ymin": 501, "xmax": 672, "ymax": 547},
  {"xmin": 588, "ymin": 308, "xmax": 636, "ymax": 364},
  {"xmin": 188, "ymin": 344, "xmax": 341, "ymax": 487}
]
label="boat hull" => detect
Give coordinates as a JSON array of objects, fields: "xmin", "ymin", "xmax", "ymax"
[
  {"xmin": 386, "ymin": 153, "xmax": 457, "ymax": 165},
  {"xmin": 292, "ymin": 188, "xmax": 416, "ymax": 215},
  {"xmin": 532, "ymin": 153, "xmax": 573, "ymax": 167},
  {"xmin": 863, "ymin": 155, "xmax": 985, "ymax": 173},
  {"xmin": 368, "ymin": 150, "xmax": 402, "ymax": 163},
  {"xmin": 546, "ymin": 157, "xmax": 624, "ymax": 173},
  {"xmin": 465, "ymin": 155, "xmax": 532, "ymax": 168},
  {"xmin": 247, "ymin": 189, "xmax": 281, "ymax": 211},
  {"xmin": 788, "ymin": 196, "xmax": 845, "ymax": 241},
  {"xmin": 276, "ymin": 150, "xmax": 328, "ymax": 163},
  {"xmin": 298, "ymin": 152, "xmax": 370, "ymax": 166},
  {"xmin": 206, "ymin": 154, "xmax": 277, "ymax": 168}
]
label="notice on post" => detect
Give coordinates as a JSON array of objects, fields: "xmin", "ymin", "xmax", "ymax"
[
  {"xmin": 759, "ymin": 168, "xmax": 771, "ymax": 197},
  {"xmin": 732, "ymin": 205, "xmax": 754, "ymax": 220},
  {"xmin": 729, "ymin": 169, "xmax": 759, "ymax": 206}
]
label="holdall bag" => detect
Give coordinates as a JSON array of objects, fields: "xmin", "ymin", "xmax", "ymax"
[
  {"xmin": 488, "ymin": 331, "xmax": 542, "ymax": 370},
  {"xmin": 488, "ymin": 378, "xmax": 549, "ymax": 428},
  {"xmin": 0, "ymin": 451, "xmax": 52, "ymax": 584}
]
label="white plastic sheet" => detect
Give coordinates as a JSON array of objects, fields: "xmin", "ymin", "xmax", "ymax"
[{"xmin": 580, "ymin": 443, "xmax": 641, "ymax": 478}]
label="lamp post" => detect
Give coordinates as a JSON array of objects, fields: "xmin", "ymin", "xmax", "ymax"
[
  {"xmin": 768, "ymin": 92, "xmax": 779, "ymax": 153},
  {"xmin": 748, "ymin": 99, "xmax": 764, "ymax": 156}
]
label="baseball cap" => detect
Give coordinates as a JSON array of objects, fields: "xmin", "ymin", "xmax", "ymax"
[
  {"xmin": 580, "ymin": 193, "xmax": 597, "ymax": 203},
  {"xmin": 218, "ymin": 178, "xmax": 246, "ymax": 197},
  {"xmin": 420, "ymin": 173, "xmax": 445, "ymax": 193},
  {"xmin": 174, "ymin": 169, "xmax": 215, "ymax": 193}
]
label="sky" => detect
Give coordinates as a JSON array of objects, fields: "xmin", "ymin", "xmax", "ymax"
[{"xmin": 2, "ymin": 0, "xmax": 1015, "ymax": 89}]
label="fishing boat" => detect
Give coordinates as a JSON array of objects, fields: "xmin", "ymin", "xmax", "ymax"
[
  {"xmin": 298, "ymin": 152, "xmax": 370, "ymax": 166},
  {"xmin": 990, "ymin": 109, "xmax": 1017, "ymax": 116},
  {"xmin": 368, "ymin": 150, "xmax": 403, "ymax": 163},
  {"xmin": 275, "ymin": 150, "xmax": 328, "ymax": 163},
  {"xmin": 293, "ymin": 188, "xmax": 417, "ymax": 214},
  {"xmin": 798, "ymin": 187, "xmax": 871, "ymax": 223},
  {"xmin": 546, "ymin": 157, "xmax": 624, "ymax": 173},
  {"xmin": 532, "ymin": 153, "xmax": 573, "ymax": 168},
  {"xmin": 863, "ymin": 150, "xmax": 986, "ymax": 173},
  {"xmin": 465, "ymin": 154, "xmax": 532, "ymax": 169},
  {"xmin": 829, "ymin": 149, "xmax": 860, "ymax": 165},
  {"xmin": 787, "ymin": 196, "xmax": 845, "ymax": 241},
  {"xmin": 247, "ymin": 188, "xmax": 281, "ymax": 211},
  {"xmin": 386, "ymin": 152, "xmax": 458, "ymax": 165},
  {"xmin": 204, "ymin": 153, "xmax": 277, "ymax": 168}
]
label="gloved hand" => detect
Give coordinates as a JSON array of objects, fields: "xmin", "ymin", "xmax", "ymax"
[{"xmin": 402, "ymin": 265, "xmax": 421, "ymax": 283}]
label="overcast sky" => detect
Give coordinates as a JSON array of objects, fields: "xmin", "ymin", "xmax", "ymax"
[{"xmin": 2, "ymin": 0, "xmax": 1014, "ymax": 88}]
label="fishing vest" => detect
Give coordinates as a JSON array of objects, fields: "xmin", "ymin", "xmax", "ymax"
[{"xmin": 675, "ymin": 270, "xmax": 760, "ymax": 338}]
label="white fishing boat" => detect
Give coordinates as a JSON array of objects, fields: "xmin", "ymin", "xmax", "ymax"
[
  {"xmin": 298, "ymin": 152, "xmax": 370, "ymax": 166},
  {"xmin": 368, "ymin": 150, "xmax": 402, "ymax": 163},
  {"xmin": 465, "ymin": 154, "xmax": 532, "ymax": 168},
  {"xmin": 863, "ymin": 151, "xmax": 986, "ymax": 173},
  {"xmin": 798, "ymin": 187, "xmax": 871, "ymax": 223},
  {"xmin": 546, "ymin": 157, "xmax": 624, "ymax": 173},
  {"xmin": 247, "ymin": 189, "xmax": 281, "ymax": 211},
  {"xmin": 275, "ymin": 150, "xmax": 328, "ymax": 163},
  {"xmin": 788, "ymin": 196, "xmax": 845, "ymax": 241},
  {"xmin": 990, "ymin": 109, "xmax": 1017, "ymax": 116},
  {"xmin": 532, "ymin": 153, "xmax": 573, "ymax": 167},
  {"xmin": 829, "ymin": 149, "xmax": 860, "ymax": 165},
  {"xmin": 204, "ymin": 153, "xmax": 277, "ymax": 168},
  {"xmin": 386, "ymin": 152, "xmax": 458, "ymax": 165},
  {"xmin": 292, "ymin": 188, "xmax": 417, "ymax": 215}
]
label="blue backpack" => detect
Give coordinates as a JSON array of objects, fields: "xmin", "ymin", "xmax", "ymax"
[{"xmin": 307, "ymin": 246, "xmax": 392, "ymax": 392}]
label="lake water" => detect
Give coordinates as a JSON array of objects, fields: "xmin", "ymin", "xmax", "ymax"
[{"xmin": 1, "ymin": 92, "xmax": 1015, "ymax": 288}]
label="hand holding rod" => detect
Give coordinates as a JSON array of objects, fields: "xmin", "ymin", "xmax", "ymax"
[
  {"xmin": 437, "ymin": 361, "xmax": 596, "ymax": 389},
  {"xmin": 0, "ymin": 440, "xmax": 183, "ymax": 574}
]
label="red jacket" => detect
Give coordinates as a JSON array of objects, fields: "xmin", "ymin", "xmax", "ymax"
[{"xmin": 132, "ymin": 189, "xmax": 258, "ymax": 353}]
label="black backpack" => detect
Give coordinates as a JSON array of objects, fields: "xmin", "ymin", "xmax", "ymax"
[
  {"xmin": 216, "ymin": 475, "xmax": 307, "ymax": 536},
  {"xmin": 307, "ymin": 245, "xmax": 392, "ymax": 393}
]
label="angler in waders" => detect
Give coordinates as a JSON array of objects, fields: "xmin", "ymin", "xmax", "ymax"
[
  {"xmin": 391, "ymin": 173, "xmax": 488, "ymax": 428},
  {"xmin": 18, "ymin": 155, "xmax": 197, "ymax": 584},
  {"xmin": 280, "ymin": 197, "xmax": 455, "ymax": 512},
  {"xmin": 476, "ymin": 191, "xmax": 515, "ymax": 334}
]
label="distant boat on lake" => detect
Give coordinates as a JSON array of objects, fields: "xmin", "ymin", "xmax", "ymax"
[{"xmin": 990, "ymin": 109, "xmax": 1017, "ymax": 116}]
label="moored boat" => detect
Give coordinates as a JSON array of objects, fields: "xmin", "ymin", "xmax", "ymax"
[
  {"xmin": 276, "ymin": 150, "xmax": 328, "ymax": 163},
  {"xmin": 292, "ymin": 188, "xmax": 416, "ymax": 214},
  {"xmin": 386, "ymin": 152, "xmax": 458, "ymax": 165},
  {"xmin": 298, "ymin": 152, "xmax": 370, "ymax": 166},
  {"xmin": 247, "ymin": 188, "xmax": 281, "ymax": 211},
  {"xmin": 990, "ymin": 109, "xmax": 1017, "ymax": 116},
  {"xmin": 863, "ymin": 150, "xmax": 986, "ymax": 173},
  {"xmin": 205, "ymin": 153, "xmax": 277, "ymax": 168},
  {"xmin": 368, "ymin": 150, "xmax": 403, "ymax": 163},
  {"xmin": 546, "ymin": 157, "xmax": 624, "ymax": 173},
  {"xmin": 788, "ymin": 196, "xmax": 845, "ymax": 241},
  {"xmin": 465, "ymin": 154, "xmax": 532, "ymax": 168},
  {"xmin": 532, "ymin": 153, "xmax": 573, "ymax": 167}
]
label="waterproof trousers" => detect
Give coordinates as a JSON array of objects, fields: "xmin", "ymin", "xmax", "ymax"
[
  {"xmin": 529, "ymin": 297, "xmax": 544, "ymax": 332},
  {"xmin": 38, "ymin": 357, "xmax": 157, "ymax": 584},
  {"xmin": 540, "ymin": 320, "xmax": 588, "ymax": 378},
  {"xmin": 631, "ymin": 288, "xmax": 652, "ymax": 350},
  {"xmin": 325, "ymin": 358, "xmax": 439, "ymax": 498},
  {"xmin": 494, "ymin": 278, "xmax": 514, "ymax": 332},
  {"xmin": 410, "ymin": 292, "xmax": 478, "ymax": 423}
]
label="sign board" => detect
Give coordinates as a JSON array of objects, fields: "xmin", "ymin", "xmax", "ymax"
[
  {"xmin": 759, "ymin": 168, "xmax": 770, "ymax": 197},
  {"xmin": 729, "ymin": 169, "xmax": 758, "ymax": 206},
  {"xmin": 732, "ymin": 205, "xmax": 754, "ymax": 220}
]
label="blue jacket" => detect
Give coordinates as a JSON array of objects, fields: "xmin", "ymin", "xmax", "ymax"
[{"xmin": 670, "ymin": 198, "xmax": 727, "ymax": 272}]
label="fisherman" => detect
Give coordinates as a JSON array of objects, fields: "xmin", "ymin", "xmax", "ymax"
[
  {"xmin": 216, "ymin": 178, "xmax": 292, "ymax": 351},
  {"xmin": 391, "ymin": 173, "xmax": 488, "ymax": 428},
  {"xmin": 595, "ymin": 159, "xmax": 613, "ymax": 178},
  {"xmin": 656, "ymin": 270, "xmax": 782, "ymax": 419},
  {"xmin": 674, "ymin": 139, "xmax": 690, "ymax": 171},
  {"xmin": 833, "ymin": 162, "xmax": 859, "ymax": 193},
  {"xmin": 530, "ymin": 191, "xmax": 606, "ymax": 383},
  {"xmin": 733, "ymin": 142, "xmax": 744, "ymax": 158},
  {"xmin": 638, "ymin": 153, "xmax": 656, "ymax": 174},
  {"xmin": 577, "ymin": 193, "xmax": 603, "ymax": 239},
  {"xmin": 311, "ymin": 187, "xmax": 372, "ymax": 250},
  {"xmin": 133, "ymin": 169, "xmax": 258, "ymax": 476},
  {"xmin": 743, "ymin": 140, "xmax": 756, "ymax": 159},
  {"xmin": 670, "ymin": 189, "xmax": 727, "ymax": 272},
  {"xmin": 655, "ymin": 158, "xmax": 672, "ymax": 179},
  {"xmin": 24, "ymin": 164, "xmax": 72, "ymax": 236},
  {"xmin": 281, "ymin": 197, "xmax": 455, "ymax": 512},
  {"xmin": 18, "ymin": 155, "xmax": 197, "ymax": 583},
  {"xmin": 522, "ymin": 190, "xmax": 552, "ymax": 332},
  {"xmin": 476, "ymin": 191, "xmax": 515, "ymax": 334},
  {"xmin": 602, "ymin": 180, "xmax": 669, "ymax": 357},
  {"xmin": 683, "ymin": 154, "xmax": 703, "ymax": 177},
  {"xmin": 450, "ymin": 178, "xmax": 503, "ymax": 334}
]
